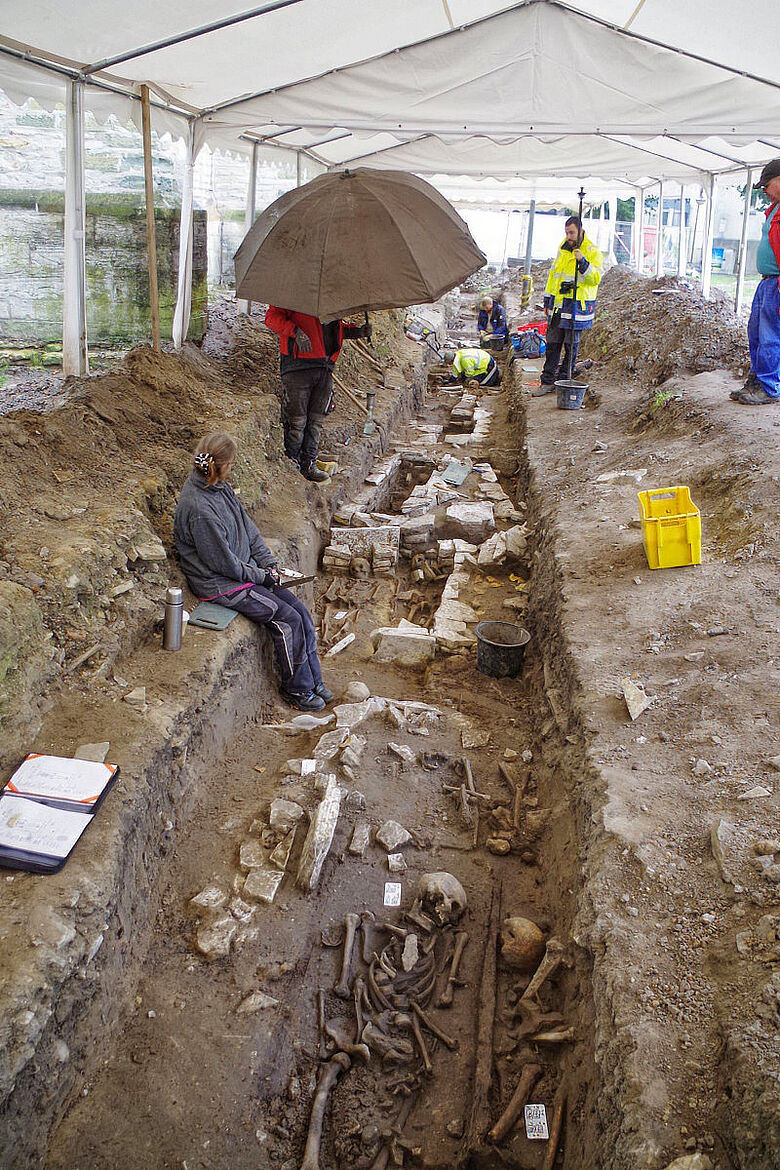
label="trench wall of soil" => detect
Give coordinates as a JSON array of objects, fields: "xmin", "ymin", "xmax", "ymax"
[{"xmin": 0, "ymin": 343, "xmax": 424, "ymax": 1169}]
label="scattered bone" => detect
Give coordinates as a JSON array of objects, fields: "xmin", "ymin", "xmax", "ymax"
[
  {"xmin": 439, "ymin": 930, "xmax": 469, "ymax": 1007},
  {"xmin": 411, "ymin": 1001, "xmax": 457, "ymax": 1050},
  {"xmin": 533, "ymin": 1026, "xmax": 576, "ymax": 1044},
  {"xmin": 521, "ymin": 938, "xmax": 566, "ymax": 1003},
  {"xmin": 236, "ymin": 990, "xmax": 278, "ymax": 1015},
  {"xmin": 296, "ymin": 777, "xmax": 344, "ymax": 891},
  {"xmin": 362, "ymin": 1021, "xmax": 415, "ymax": 1064},
  {"xmin": 541, "ymin": 1092, "xmax": 567, "ymax": 1170},
  {"xmin": 487, "ymin": 837, "xmax": 511, "ymax": 855},
  {"xmin": 401, "ymin": 933, "xmax": 419, "ymax": 972},
  {"xmin": 462, "ymin": 883, "xmax": 502, "ymax": 1159},
  {"xmin": 334, "ymin": 912, "xmax": 361, "ymax": 998},
  {"xmin": 322, "ymin": 1017, "xmax": 370, "ymax": 1064},
  {"xmin": 408, "ymin": 1011, "xmax": 432, "ymax": 1073},
  {"xmin": 300, "ymin": 1053, "xmax": 351, "ymax": 1170},
  {"xmin": 488, "ymin": 1062, "xmax": 542, "ymax": 1144}
]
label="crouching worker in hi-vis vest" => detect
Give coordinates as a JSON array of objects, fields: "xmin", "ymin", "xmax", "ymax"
[
  {"xmin": 442, "ymin": 346, "xmax": 501, "ymax": 387},
  {"xmin": 533, "ymin": 216, "xmax": 602, "ymax": 396},
  {"xmin": 173, "ymin": 433, "xmax": 332, "ymax": 713}
]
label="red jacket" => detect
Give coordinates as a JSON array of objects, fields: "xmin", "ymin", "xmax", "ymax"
[
  {"xmin": 767, "ymin": 202, "xmax": 780, "ymax": 271},
  {"xmin": 265, "ymin": 307, "xmax": 362, "ymax": 372}
]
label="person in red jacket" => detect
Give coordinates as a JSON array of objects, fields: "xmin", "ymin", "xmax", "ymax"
[
  {"xmin": 730, "ymin": 159, "xmax": 780, "ymax": 405},
  {"xmin": 264, "ymin": 307, "xmax": 370, "ymax": 481}
]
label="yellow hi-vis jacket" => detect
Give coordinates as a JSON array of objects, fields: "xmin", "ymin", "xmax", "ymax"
[
  {"xmin": 543, "ymin": 234, "xmax": 602, "ymax": 329},
  {"xmin": 453, "ymin": 348, "xmax": 493, "ymax": 379}
]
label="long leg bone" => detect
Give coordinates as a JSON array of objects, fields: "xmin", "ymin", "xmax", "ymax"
[
  {"xmin": 360, "ymin": 911, "xmax": 376, "ymax": 964},
  {"xmin": 334, "ymin": 912, "xmax": 361, "ymax": 998},
  {"xmin": 410, "ymin": 1001, "xmax": 457, "ymax": 1050},
  {"xmin": 300, "ymin": 1052, "xmax": 351, "ymax": 1170},
  {"xmin": 541, "ymin": 1092, "xmax": 566, "ymax": 1170},
  {"xmin": 438, "ymin": 930, "xmax": 469, "ymax": 1007},
  {"xmin": 487, "ymin": 1062, "xmax": 542, "ymax": 1145},
  {"xmin": 520, "ymin": 937, "xmax": 565, "ymax": 1004},
  {"xmin": 353, "ymin": 976, "xmax": 366, "ymax": 1043}
]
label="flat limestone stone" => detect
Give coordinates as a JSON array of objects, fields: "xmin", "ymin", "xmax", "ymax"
[
  {"xmin": 376, "ymin": 820, "xmax": 412, "ymax": 851},
  {"xmin": 269, "ymin": 828, "xmax": 296, "ymax": 871},
  {"xmin": 269, "ymin": 798, "xmax": 305, "ymax": 831},
  {"xmin": 74, "ymin": 742, "xmax": 111, "ymax": 762},
  {"xmin": 445, "ymin": 501, "xmax": 495, "ymax": 543},
  {"xmin": 189, "ymin": 885, "xmax": 229, "ymax": 915},
  {"xmin": 243, "ymin": 868, "xmax": 285, "ymax": 904},
  {"xmin": 296, "ymin": 778, "xmax": 344, "ymax": 891},
  {"xmin": 236, "ymin": 990, "xmax": 278, "ymax": 1015},
  {"xmin": 239, "ymin": 839, "xmax": 267, "ymax": 871},
  {"xmin": 387, "ymin": 852, "xmax": 407, "ymax": 873},
  {"xmin": 372, "ymin": 627, "xmax": 436, "ymax": 667},
  {"xmin": 195, "ymin": 914, "xmax": 237, "ymax": 960},
  {"xmin": 349, "ymin": 819, "xmax": 371, "ymax": 856}
]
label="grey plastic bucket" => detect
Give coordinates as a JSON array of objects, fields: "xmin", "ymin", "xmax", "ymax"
[
  {"xmin": 555, "ymin": 379, "xmax": 588, "ymax": 410},
  {"xmin": 475, "ymin": 621, "xmax": 531, "ymax": 678}
]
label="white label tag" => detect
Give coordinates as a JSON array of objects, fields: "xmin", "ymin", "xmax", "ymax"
[
  {"xmin": 301, "ymin": 759, "xmax": 316, "ymax": 775},
  {"xmin": 524, "ymin": 1104, "xmax": 549, "ymax": 1140},
  {"xmin": 383, "ymin": 882, "xmax": 402, "ymax": 906}
]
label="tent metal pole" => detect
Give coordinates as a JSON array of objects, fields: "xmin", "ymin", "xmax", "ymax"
[
  {"xmin": 237, "ymin": 141, "xmax": 258, "ymax": 315},
  {"xmin": 631, "ymin": 188, "xmax": 641, "ymax": 270},
  {"xmin": 735, "ymin": 168, "xmax": 753, "ymax": 315},
  {"xmin": 701, "ymin": 174, "xmax": 717, "ymax": 300},
  {"xmin": 172, "ymin": 121, "xmax": 196, "ymax": 348},
  {"xmin": 524, "ymin": 201, "xmax": 536, "ymax": 274},
  {"xmin": 296, "ymin": 150, "xmax": 302, "ymax": 187},
  {"xmin": 637, "ymin": 187, "xmax": 646, "ymax": 273},
  {"xmin": 654, "ymin": 180, "xmax": 664, "ymax": 276},
  {"xmin": 83, "ymin": 0, "xmax": 305, "ymax": 74},
  {"xmin": 140, "ymin": 85, "xmax": 161, "ymax": 350},
  {"xmin": 677, "ymin": 184, "xmax": 687, "ymax": 277},
  {"xmin": 62, "ymin": 79, "xmax": 88, "ymax": 377}
]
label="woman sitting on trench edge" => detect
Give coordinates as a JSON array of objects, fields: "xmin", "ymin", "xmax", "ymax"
[{"xmin": 174, "ymin": 433, "xmax": 332, "ymax": 712}]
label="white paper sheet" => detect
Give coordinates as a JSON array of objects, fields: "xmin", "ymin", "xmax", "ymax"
[
  {"xmin": 0, "ymin": 793, "xmax": 91, "ymax": 860},
  {"xmin": 5, "ymin": 754, "xmax": 116, "ymax": 804}
]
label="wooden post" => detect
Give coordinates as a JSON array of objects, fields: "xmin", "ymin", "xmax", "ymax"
[{"xmin": 140, "ymin": 85, "xmax": 161, "ymax": 350}]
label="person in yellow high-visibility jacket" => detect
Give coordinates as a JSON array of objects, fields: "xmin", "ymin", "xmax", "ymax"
[
  {"xmin": 442, "ymin": 346, "xmax": 501, "ymax": 387},
  {"xmin": 532, "ymin": 216, "xmax": 602, "ymax": 396}
]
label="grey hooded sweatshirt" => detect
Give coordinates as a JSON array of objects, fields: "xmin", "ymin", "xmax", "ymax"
[{"xmin": 174, "ymin": 472, "xmax": 276, "ymax": 599}]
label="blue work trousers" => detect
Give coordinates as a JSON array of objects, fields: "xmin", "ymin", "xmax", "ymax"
[
  {"xmin": 221, "ymin": 584, "xmax": 323, "ymax": 695},
  {"xmin": 748, "ymin": 276, "xmax": 780, "ymax": 398}
]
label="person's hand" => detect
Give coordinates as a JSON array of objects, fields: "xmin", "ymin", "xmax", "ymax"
[
  {"xmin": 294, "ymin": 327, "xmax": 312, "ymax": 353},
  {"xmin": 266, "ymin": 565, "xmax": 282, "ymax": 587},
  {"xmin": 573, "ymin": 248, "xmax": 583, "ymax": 261},
  {"xmin": 360, "ymin": 323, "xmax": 372, "ymax": 342}
]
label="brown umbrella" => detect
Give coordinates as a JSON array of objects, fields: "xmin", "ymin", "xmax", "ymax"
[{"xmin": 234, "ymin": 168, "xmax": 486, "ymax": 320}]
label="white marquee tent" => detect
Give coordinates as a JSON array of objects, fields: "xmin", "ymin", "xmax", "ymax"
[{"xmin": 1, "ymin": 0, "xmax": 778, "ymax": 369}]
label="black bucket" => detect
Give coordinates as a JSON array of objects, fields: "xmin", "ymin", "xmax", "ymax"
[
  {"xmin": 555, "ymin": 379, "xmax": 588, "ymax": 410},
  {"xmin": 475, "ymin": 621, "xmax": 531, "ymax": 678}
]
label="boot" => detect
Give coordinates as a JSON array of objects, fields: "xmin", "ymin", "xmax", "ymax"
[
  {"xmin": 314, "ymin": 681, "xmax": 334, "ymax": 703},
  {"xmin": 280, "ymin": 688, "xmax": 326, "ymax": 712},
  {"xmin": 302, "ymin": 462, "xmax": 331, "ymax": 483}
]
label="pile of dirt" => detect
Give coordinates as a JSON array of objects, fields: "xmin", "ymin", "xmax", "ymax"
[
  {"xmin": 587, "ymin": 266, "xmax": 750, "ymax": 386},
  {"xmin": 0, "ymin": 308, "xmax": 415, "ymax": 773}
]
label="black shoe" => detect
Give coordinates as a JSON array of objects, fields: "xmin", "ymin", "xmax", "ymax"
[
  {"xmin": 731, "ymin": 373, "xmax": 757, "ymax": 401},
  {"xmin": 301, "ymin": 463, "xmax": 331, "ymax": 483},
  {"xmin": 280, "ymin": 688, "xmax": 326, "ymax": 712},
  {"xmin": 314, "ymin": 681, "xmax": 334, "ymax": 703}
]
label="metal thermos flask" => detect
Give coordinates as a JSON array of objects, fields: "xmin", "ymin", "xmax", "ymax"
[{"xmin": 163, "ymin": 586, "xmax": 183, "ymax": 651}]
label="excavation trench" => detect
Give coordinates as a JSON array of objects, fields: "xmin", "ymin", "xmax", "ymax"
[{"xmin": 40, "ymin": 374, "xmax": 600, "ymax": 1170}]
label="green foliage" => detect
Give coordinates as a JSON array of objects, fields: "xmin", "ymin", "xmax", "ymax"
[
  {"xmin": 650, "ymin": 388, "xmax": 680, "ymax": 414},
  {"xmin": 0, "ymin": 363, "xmax": 6, "ymax": 388},
  {"xmin": 617, "ymin": 197, "xmax": 635, "ymax": 223}
]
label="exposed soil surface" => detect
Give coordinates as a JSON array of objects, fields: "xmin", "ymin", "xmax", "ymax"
[{"xmin": 0, "ymin": 272, "xmax": 777, "ymax": 1170}]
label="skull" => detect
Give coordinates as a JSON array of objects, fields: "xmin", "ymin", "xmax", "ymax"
[
  {"xmin": 500, "ymin": 916, "xmax": 546, "ymax": 971},
  {"xmin": 416, "ymin": 872, "xmax": 467, "ymax": 925}
]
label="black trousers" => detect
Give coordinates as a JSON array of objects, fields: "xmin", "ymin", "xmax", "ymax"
[
  {"xmin": 281, "ymin": 366, "xmax": 333, "ymax": 468},
  {"xmin": 540, "ymin": 320, "xmax": 581, "ymax": 386},
  {"xmin": 220, "ymin": 584, "xmax": 323, "ymax": 695}
]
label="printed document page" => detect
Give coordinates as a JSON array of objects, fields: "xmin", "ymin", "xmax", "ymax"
[
  {"xmin": 4, "ymin": 754, "xmax": 116, "ymax": 804},
  {"xmin": 0, "ymin": 793, "xmax": 90, "ymax": 860}
]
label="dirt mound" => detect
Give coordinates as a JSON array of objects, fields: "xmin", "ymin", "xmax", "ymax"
[
  {"xmin": 587, "ymin": 266, "xmax": 749, "ymax": 386},
  {"xmin": 0, "ymin": 310, "xmax": 413, "ymax": 772}
]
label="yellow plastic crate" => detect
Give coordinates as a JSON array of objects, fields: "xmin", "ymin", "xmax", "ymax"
[{"xmin": 638, "ymin": 486, "xmax": 702, "ymax": 569}]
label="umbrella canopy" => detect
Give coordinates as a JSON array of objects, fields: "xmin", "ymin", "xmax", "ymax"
[{"xmin": 233, "ymin": 168, "xmax": 486, "ymax": 320}]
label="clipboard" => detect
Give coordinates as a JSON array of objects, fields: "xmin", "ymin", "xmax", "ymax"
[{"xmin": 188, "ymin": 602, "xmax": 240, "ymax": 630}]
